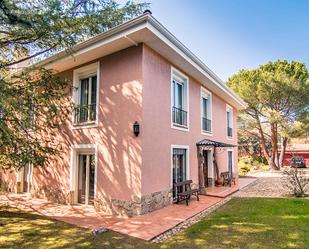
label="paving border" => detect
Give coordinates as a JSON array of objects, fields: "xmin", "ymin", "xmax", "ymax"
[{"xmin": 151, "ymin": 178, "xmax": 257, "ymax": 243}]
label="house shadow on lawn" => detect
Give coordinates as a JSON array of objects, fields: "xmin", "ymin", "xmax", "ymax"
[
  {"xmin": 1, "ymin": 198, "xmax": 309, "ymax": 249},
  {"xmin": 0, "ymin": 205, "xmax": 154, "ymax": 249},
  {"xmin": 0, "ymin": 205, "xmax": 95, "ymax": 249}
]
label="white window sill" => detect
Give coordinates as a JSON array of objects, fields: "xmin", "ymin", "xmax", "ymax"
[
  {"xmin": 72, "ymin": 122, "xmax": 98, "ymax": 129},
  {"xmin": 171, "ymin": 123, "xmax": 189, "ymax": 132},
  {"xmin": 202, "ymin": 131, "xmax": 213, "ymax": 136}
]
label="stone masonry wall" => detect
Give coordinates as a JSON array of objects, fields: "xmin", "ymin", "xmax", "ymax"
[{"xmin": 94, "ymin": 189, "xmax": 172, "ymax": 217}]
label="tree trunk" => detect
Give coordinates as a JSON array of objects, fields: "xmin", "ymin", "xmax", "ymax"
[
  {"xmin": 270, "ymin": 123, "xmax": 280, "ymax": 170},
  {"xmin": 255, "ymin": 114, "xmax": 270, "ymax": 161},
  {"xmin": 274, "ymin": 123, "xmax": 280, "ymax": 169},
  {"xmin": 279, "ymin": 137, "xmax": 288, "ymax": 168},
  {"xmin": 268, "ymin": 158, "xmax": 278, "ymax": 170}
]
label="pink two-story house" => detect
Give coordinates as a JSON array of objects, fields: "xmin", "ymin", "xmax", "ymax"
[{"xmin": 1, "ymin": 12, "xmax": 246, "ymax": 217}]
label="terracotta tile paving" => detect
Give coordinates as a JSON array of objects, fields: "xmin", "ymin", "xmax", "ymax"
[
  {"xmin": 0, "ymin": 177, "xmax": 256, "ymax": 241},
  {"xmin": 108, "ymin": 195, "xmax": 223, "ymax": 240},
  {"xmin": 205, "ymin": 177, "xmax": 257, "ymax": 198}
]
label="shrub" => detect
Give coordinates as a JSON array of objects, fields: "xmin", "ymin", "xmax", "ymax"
[
  {"xmin": 238, "ymin": 156, "xmax": 269, "ymax": 175},
  {"xmin": 282, "ymin": 167, "xmax": 309, "ymax": 197}
]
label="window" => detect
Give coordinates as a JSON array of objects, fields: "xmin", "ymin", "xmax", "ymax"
[
  {"xmin": 201, "ymin": 88, "xmax": 212, "ymax": 133},
  {"xmin": 72, "ymin": 62, "xmax": 99, "ymax": 127},
  {"xmin": 171, "ymin": 68, "xmax": 189, "ymax": 129},
  {"xmin": 172, "ymin": 146, "xmax": 189, "ymax": 199},
  {"xmin": 78, "ymin": 154, "xmax": 95, "ymax": 205},
  {"xmin": 70, "ymin": 144, "xmax": 97, "ymax": 205},
  {"xmin": 226, "ymin": 105, "xmax": 233, "ymax": 138},
  {"xmin": 75, "ymin": 75, "xmax": 97, "ymax": 124}
]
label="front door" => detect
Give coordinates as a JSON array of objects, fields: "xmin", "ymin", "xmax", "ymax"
[
  {"xmin": 77, "ymin": 154, "xmax": 95, "ymax": 205},
  {"xmin": 172, "ymin": 148, "xmax": 187, "ymax": 199}
]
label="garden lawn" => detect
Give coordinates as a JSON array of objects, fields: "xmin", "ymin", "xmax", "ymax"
[{"xmin": 1, "ymin": 198, "xmax": 309, "ymax": 249}]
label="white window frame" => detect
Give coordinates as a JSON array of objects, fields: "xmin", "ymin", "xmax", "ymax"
[
  {"xmin": 227, "ymin": 148, "xmax": 234, "ymax": 173},
  {"xmin": 171, "ymin": 66, "xmax": 189, "ymax": 132},
  {"xmin": 72, "ymin": 62, "xmax": 100, "ymax": 129},
  {"xmin": 226, "ymin": 104, "xmax": 233, "ymax": 139},
  {"xmin": 170, "ymin": 144, "xmax": 190, "ymax": 190},
  {"xmin": 69, "ymin": 144, "xmax": 98, "ymax": 205},
  {"xmin": 201, "ymin": 87, "xmax": 213, "ymax": 136}
]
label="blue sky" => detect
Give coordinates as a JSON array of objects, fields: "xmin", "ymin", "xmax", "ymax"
[{"xmin": 144, "ymin": 0, "xmax": 309, "ymax": 81}]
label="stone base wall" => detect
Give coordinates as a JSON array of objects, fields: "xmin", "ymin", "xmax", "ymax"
[
  {"xmin": 31, "ymin": 185, "xmax": 70, "ymax": 205},
  {"xmin": 94, "ymin": 189, "xmax": 172, "ymax": 217},
  {"xmin": 140, "ymin": 189, "xmax": 172, "ymax": 215},
  {"xmin": 94, "ymin": 194, "xmax": 141, "ymax": 217}
]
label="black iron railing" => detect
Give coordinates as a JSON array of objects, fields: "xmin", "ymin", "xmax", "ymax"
[
  {"xmin": 227, "ymin": 127, "xmax": 233, "ymax": 137},
  {"xmin": 74, "ymin": 104, "xmax": 96, "ymax": 125},
  {"xmin": 202, "ymin": 117, "xmax": 211, "ymax": 132},
  {"xmin": 172, "ymin": 106, "xmax": 187, "ymax": 127}
]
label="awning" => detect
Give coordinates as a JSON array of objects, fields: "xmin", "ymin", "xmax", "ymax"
[{"xmin": 196, "ymin": 138, "xmax": 237, "ymax": 148}]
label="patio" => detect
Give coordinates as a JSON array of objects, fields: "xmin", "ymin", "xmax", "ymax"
[
  {"xmin": 0, "ymin": 177, "xmax": 255, "ymax": 241},
  {"xmin": 206, "ymin": 177, "xmax": 256, "ymax": 198}
]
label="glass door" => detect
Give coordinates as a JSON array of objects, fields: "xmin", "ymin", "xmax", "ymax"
[
  {"xmin": 228, "ymin": 151, "xmax": 233, "ymax": 178},
  {"xmin": 172, "ymin": 148, "xmax": 187, "ymax": 198},
  {"xmin": 78, "ymin": 154, "xmax": 95, "ymax": 205},
  {"xmin": 22, "ymin": 164, "xmax": 32, "ymax": 193}
]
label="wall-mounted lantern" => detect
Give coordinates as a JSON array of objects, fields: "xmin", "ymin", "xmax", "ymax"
[{"xmin": 133, "ymin": 121, "xmax": 140, "ymax": 137}]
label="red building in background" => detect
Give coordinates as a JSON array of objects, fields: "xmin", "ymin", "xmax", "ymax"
[{"xmin": 282, "ymin": 144, "xmax": 309, "ymax": 167}]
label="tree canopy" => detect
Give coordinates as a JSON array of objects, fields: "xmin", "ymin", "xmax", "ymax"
[
  {"xmin": 228, "ymin": 60, "xmax": 309, "ymax": 170},
  {"xmin": 0, "ymin": 0, "xmax": 149, "ymax": 170}
]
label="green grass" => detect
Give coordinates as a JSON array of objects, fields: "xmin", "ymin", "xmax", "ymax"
[{"xmin": 1, "ymin": 198, "xmax": 309, "ymax": 249}]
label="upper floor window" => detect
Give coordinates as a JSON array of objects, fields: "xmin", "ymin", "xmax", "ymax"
[
  {"xmin": 226, "ymin": 105, "xmax": 233, "ymax": 138},
  {"xmin": 73, "ymin": 62, "xmax": 99, "ymax": 127},
  {"xmin": 201, "ymin": 88, "xmax": 212, "ymax": 133},
  {"xmin": 171, "ymin": 68, "xmax": 189, "ymax": 130}
]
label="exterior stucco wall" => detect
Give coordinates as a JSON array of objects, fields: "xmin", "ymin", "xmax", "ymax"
[
  {"xmin": 141, "ymin": 45, "xmax": 238, "ymax": 196},
  {"xmin": 1, "ymin": 43, "xmax": 240, "ymax": 216},
  {"xmin": 1, "ymin": 45, "xmax": 144, "ymax": 216}
]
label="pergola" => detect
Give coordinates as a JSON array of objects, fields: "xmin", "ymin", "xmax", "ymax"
[{"xmin": 196, "ymin": 139, "xmax": 236, "ymax": 191}]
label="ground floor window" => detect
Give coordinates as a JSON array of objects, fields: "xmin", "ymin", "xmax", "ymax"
[
  {"xmin": 77, "ymin": 154, "xmax": 95, "ymax": 205},
  {"xmin": 172, "ymin": 147, "xmax": 188, "ymax": 198}
]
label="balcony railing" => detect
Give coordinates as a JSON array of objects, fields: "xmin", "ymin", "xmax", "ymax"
[
  {"xmin": 202, "ymin": 117, "xmax": 211, "ymax": 132},
  {"xmin": 172, "ymin": 106, "xmax": 187, "ymax": 127},
  {"xmin": 227, "ymin": 127, "xmax": 233, "ymax": 137},
  {"xmin": 73, "ymin": 104, "xmax": 96, "ymax": 125}
]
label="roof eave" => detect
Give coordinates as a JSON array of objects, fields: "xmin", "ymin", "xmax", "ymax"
[{"xmin": 30, "ymin": 13, "xmax": 246, "ymax": 110}]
